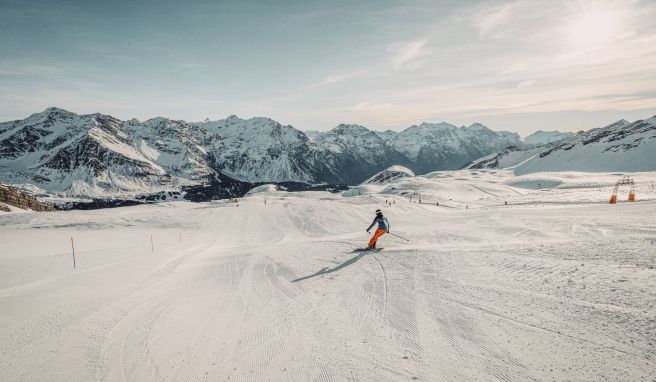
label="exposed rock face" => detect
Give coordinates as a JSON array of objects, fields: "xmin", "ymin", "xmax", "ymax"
[{"xmin": 0, "ymin": 184, "xmax": 54, "ymax": 211}]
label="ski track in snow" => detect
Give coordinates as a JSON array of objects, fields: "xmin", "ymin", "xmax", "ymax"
[{"xmin": 1, "ymin": 177, "xmax": 656, "ymax": 381}]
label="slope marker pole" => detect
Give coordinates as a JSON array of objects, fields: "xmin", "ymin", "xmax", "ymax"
[
  {"xmin": 70, "ymin": 237, "xmax": 76, "ymax": 269},
  {"xmin": 150, "ymin": 235, "xmax": 154, "ymax": 252}
]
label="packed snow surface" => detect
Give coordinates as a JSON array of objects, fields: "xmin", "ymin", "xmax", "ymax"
[{"xmin": 1, "ymin": 170, "xmax": 655, "ymax": 381}]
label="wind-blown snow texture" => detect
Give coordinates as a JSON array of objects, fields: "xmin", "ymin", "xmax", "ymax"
[
  {"xmin": 1, "ymin": 170, "xmax": 655, "ymax": 381},
  {"xmin": 468, "ymin": 117, "xmax": 656, "ymax": 175},
  {"xmin": 0, "ymin": 108, "xmax": 520, "ymax": 196}
]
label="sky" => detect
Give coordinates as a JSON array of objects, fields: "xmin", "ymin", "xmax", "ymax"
[{"xmin": 1, "ymin": 0, "xmax": 656, "ymax": 136}]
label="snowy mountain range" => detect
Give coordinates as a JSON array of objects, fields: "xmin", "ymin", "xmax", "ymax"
[
  {"xmin": 468, "ymin": 117, "xmax": 656, "ymax": 174},
  {"xmin": 0, "ymin": 108, "xmax": 521, "ymax": 197},
  {"xmin": 3, "ymin": 107, "xmax": 652, "ymax": 199}
]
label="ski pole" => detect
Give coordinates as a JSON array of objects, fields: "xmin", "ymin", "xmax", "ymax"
[{"xmin": 388, "ymin": 232, "xmax": 409, "ymax": 242}]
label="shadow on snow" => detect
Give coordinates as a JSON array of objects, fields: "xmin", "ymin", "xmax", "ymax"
[{"xmin": 291, "ymin": 251, "xmax": 370, "ymax": 283}]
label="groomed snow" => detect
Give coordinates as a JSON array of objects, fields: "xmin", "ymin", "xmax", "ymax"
[{"xmin": 1, "ymin": 170, "xmax": 655, "ymax": 381}]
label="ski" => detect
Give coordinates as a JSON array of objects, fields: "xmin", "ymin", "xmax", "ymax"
[{"xmin": 352, "ymin": 247, "xmax": 383, "ymax": 252}]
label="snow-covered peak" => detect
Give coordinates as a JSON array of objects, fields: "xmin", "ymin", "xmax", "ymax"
[
  {"xmin": 20, "ymin": 107, "xmax": 80, "ymax": 125},
  {"xmin": 143, "ymin": 117, "xmax": 172, "ymax": 125},
  {"xmin": 43, "ymin": 106, "xmax": 76, "ymax": 115},
  {"xmin": 467, "ymin": 123, "xmax": 492, "ymax": 132},
  {"xmin": 200, "ymin": 115, "xmax": 292, "ymax": 134},
  {"xmin": 476, "ymin": 117, "xmax": 656, "ymax": 175},
  {"xmin": 414, "ymin": 121, "xmax": 458, "ymax": 131},
  {"xmin": 330, "ymin": 124, "xmax": 371, "ymax": 134},
  {"xmin": 317, "ymin": 123, "xmax": 388, "ymax": 154}
]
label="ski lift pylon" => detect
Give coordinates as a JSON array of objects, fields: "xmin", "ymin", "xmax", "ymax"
[{"xmin": 610, "ymin": 175, "xmax": 636, "ymax": 204}]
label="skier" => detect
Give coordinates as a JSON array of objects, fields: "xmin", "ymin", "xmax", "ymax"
[{"xmin": 366, "ymin": 209, "xmax": 389, "ymax": 249}]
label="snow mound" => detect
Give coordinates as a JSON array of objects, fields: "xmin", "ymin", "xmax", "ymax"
[
  {"xmin": 362, "ymin": 165, "xmax": 415, "ymax": 185},
  {"xmin": 246, "ymin": 184, "xmax": 278, "ymax": 195}
]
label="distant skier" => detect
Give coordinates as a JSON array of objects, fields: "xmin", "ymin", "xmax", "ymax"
[{"xmin": 366, "ymin": 209, "xmax": 389, "ymax": 249}]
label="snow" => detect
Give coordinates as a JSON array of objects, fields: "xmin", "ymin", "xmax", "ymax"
[
  {"xmin": 362, "ymin": 165, "xmax": 415, "ymax": 185},
  {"xmin": 246, "ymin": 184, "xmax": 278, "ymax": 195},
  {"xmin": 138, "ymin": 139, "xmax": 160, "ymax": 161},
  {"xmin": 523, "ymin": 130, "xmax": 574, "ymax": 146},
  {"xmin": 386, "ymin": 165, "xmax": 414, "ymax": 174},
  {"xmin": 469, "ymin": 116, "xmax": 656, "ymax": 175},
  {"xmin": 1, "ymin": 170, "xmax": 655, "ymax": 381}
]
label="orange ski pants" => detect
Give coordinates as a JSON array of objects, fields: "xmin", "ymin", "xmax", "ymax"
[{"xmin": 368, "ymin": 229, "xmax": 386, "ymax": 247}]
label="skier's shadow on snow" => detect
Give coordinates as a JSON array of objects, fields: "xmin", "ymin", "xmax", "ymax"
[{"xmin": 291, "ymin": 251, "xmax": 369, "ymax": 283}]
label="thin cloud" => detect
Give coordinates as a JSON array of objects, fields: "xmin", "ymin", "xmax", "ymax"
[
  {"xmin": 307, "ymin": 71, "xmax": 362, "ymax": 88},
  {"xmin": 346, "ymin": 101, "xmax": 393, "ymax": 112},
  {"xmin": 387, "ymin": 39, "xmax": 430, "ymax": 71}
]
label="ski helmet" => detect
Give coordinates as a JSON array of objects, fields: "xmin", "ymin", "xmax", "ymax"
[{"xmin": 375, "ymin": 209, "xmax": 382, "ymax": 214}]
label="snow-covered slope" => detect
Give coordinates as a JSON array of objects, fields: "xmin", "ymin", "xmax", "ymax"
[
  {"xmin": 523, "ymin": 130, "xmax": 575, "ymax": 146},
  {"xmin": 467, "ymin": 145, "xmax": 542, "ymax": 170},
  {"xmin": 469, "ymin": 117, "xmax": 656, "ymax": 175},
  {"xmin": 1, "ymin": 170, "xmax": 655, "ymax": 381},
  {"xmin": 515, "ymin": 118, "xmax": 655, "ymax": 174}
]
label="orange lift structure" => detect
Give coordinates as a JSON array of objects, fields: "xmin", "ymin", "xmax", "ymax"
[{"xmin": 609, "ymin": 175, "xmax": 636, "ymax": 204}]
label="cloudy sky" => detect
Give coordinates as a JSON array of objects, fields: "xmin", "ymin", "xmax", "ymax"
[{"xmin": 1, "ymin": 0, "xmax": 655, "ymax": 135}]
